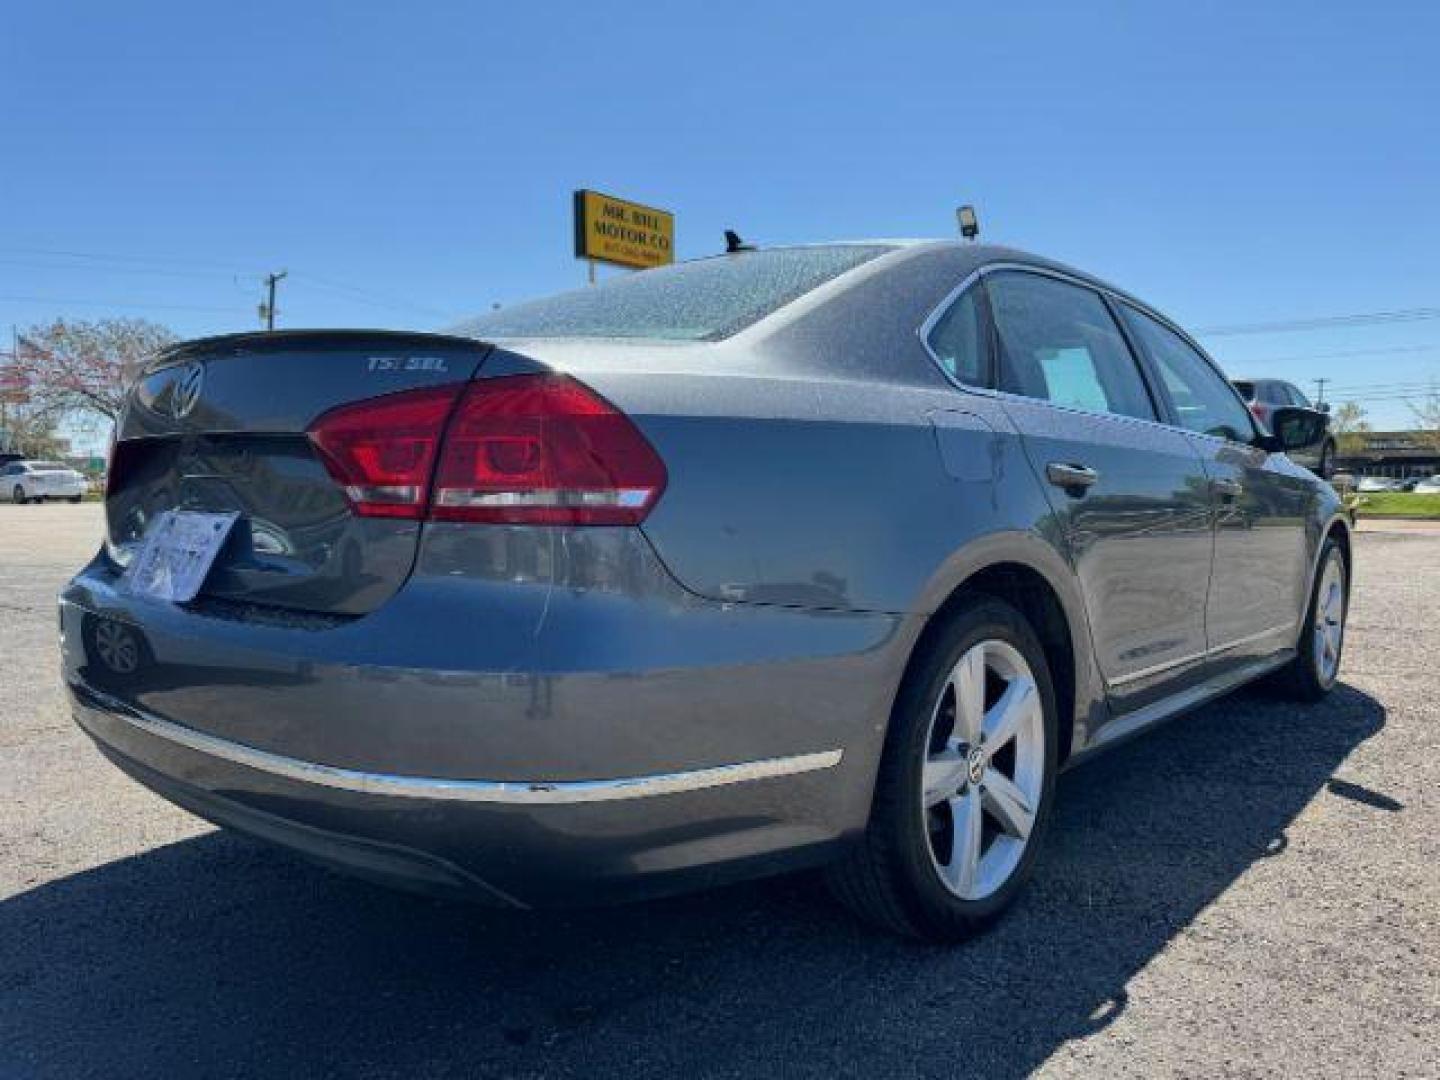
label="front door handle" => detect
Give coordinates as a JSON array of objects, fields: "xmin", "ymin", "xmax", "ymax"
[
  {"xmin": 1046, "ymin": 462, "xmax": 1100, "ymax": 495},
  {"xmin": 1211, "ymin": 477, "xmax": 1243, "ymax": 500}
]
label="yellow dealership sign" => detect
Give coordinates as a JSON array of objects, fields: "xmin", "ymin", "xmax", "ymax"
[{"xmin": 573, "ymin": 189, "xmax": 674, "ymax": 270}]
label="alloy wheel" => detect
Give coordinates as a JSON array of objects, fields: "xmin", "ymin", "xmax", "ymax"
[
  {"xmin": 921, "ymin": 639, "xmax": 1045, "ymax": 901},
  {"xmin": 1313, "ymin": 554, "xmax": 1346, "ymax": 685}
]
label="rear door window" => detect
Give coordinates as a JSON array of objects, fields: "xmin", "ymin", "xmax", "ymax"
[
  {"xmin": 985, "ymin": 270, "xmax": 1156, "ymax": 421},
  {"xmin": 1119, "ymin": 305, "xmax": 1256, "ymax": 443}
]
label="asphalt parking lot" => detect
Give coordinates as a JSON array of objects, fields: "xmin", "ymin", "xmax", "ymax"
[{"xmin": 2, "ymin": 503, "xmax": 1436, "ymax": 1079}]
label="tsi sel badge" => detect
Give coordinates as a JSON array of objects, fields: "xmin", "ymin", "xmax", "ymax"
[{"xmin": 171, "ymin": 360, "xmax": 205, "ymax": 419}]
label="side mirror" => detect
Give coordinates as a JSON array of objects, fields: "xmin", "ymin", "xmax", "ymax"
[
  {"xmin": 1317, "ymin": 401, "xmax": 1331, "ymax": 414},
  {"xmin": 1266, "ymin": 406, "xmax": 1328, "ymax": 453}
]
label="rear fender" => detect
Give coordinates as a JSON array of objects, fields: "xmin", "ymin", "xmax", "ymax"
[{"xmin": 903, "ymin": 529, "xmax": 1107, "ymax": 762}]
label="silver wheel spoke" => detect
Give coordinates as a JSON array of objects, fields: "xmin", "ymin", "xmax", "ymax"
[
  {"xmin": 943, "ymin": 789, "xmax": 983, "ymax": 897},
  {"xmin": 982, "ymin": 675, "xmax": 1037, "ymax": 756},
  {"xmin": 922, "ymin": 743, "xmax": 968, "ymax": 808},
  {"xmin": 982, "ymin": 767, "xmax": 1034, "ymax": 840},
  {"xmin": 951, "ymin": 646, "xmax": 986, "ymax": 745},
  {"xmin": 923, "ymin": 637, "xmax": 1046, "ymax": 903}
]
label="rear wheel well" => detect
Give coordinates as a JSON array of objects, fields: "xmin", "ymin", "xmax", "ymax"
[
  {"xmin": 907, "ymin": 563, "xmax": 1079, "ymax": 767},
  {"xmin": 1324, "ymin": 518, "xmax": 1353, "ymax": 593},
  {"xmin": 1327, "ymin": 518, "xmax": 1351, "ymax": 566}
]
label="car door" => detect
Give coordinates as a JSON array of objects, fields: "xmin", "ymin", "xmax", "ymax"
[
  {"xmin": 1116, "ymin": 303, "xmax": 1314, "ymax": 674},
  {"xmin": 977, "ymin": 268, "xmax": 1215, "ymax": 710}
]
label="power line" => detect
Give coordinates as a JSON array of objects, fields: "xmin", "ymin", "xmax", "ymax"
[
  {"xmin": 1326, "ymin": 393, "xmax": 1438, "ymax": 404},
  {"xmin": 291, "ymin": 272, "xmax": 456, "ymax": 320},
  {"xmin": 1223, "ymin": 343, "xmax": 1440, "ymax": 365},
  {"xmin": 1322, "ymin": 382, "xmax": 1439, "ymax": 395},
  {"xmin": 8, "ymin": 244, "xmax": 1429, "ymax": 340},
  {"xmin": 0, "ymin": 246, "xmax": 262, "ymax": 273},
  {"xmin": 0, "ymin": 293, "xmax": 246, "ymax": 314},
  {"xmin": 1196, "ymin": 307, "xmax": 1440, "ymax": 337},
  {"xmin": 0, "ymin": 248, "xmax": 451, "ymax": 321},
  {"xmin": 0, "ymin": 256, "xmax": 262, "ymax": 283}
]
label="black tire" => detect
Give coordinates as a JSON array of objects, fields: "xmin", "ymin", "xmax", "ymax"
[
  {"xmin": 11, "ymin": 485, "xmax": 25, "ymax": 505},
  {"xmin": 827, "ymin": 594, "xmax": 1059, "ymax": 942},
  {"xmin": 1273, "ymin": 536, "xmax": 1348, "ymax": 702}
]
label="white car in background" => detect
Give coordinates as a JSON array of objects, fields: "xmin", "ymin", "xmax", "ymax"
[
  {"xmin": 2, "ymin": 460, "xmax": 87, "ymax": 504},
  {"xmin": 1413, "ymin": 475, "xmax": 1440, "ymax": 495},
  {"xmin": 1356, "ymin": 476, "xmax": 1402, "ymax": 493}
]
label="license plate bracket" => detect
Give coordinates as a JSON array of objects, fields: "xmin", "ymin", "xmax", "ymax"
[{"xmin": 119, "ymin": 510, "xmax": 240, "ymax": 603}]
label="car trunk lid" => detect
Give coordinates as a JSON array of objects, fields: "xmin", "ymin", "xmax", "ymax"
[{"xmin": 107, "ymin": 331, "xmax": 491, "ymax": 615}]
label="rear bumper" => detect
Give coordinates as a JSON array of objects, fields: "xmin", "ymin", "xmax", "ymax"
[
  {"xmin": 71, "ymin": 681, "xmax": 849, "ymax": 905},
  {"xmin": 61, "ymin": 525, "xmax": 914, "ymax": 905}
]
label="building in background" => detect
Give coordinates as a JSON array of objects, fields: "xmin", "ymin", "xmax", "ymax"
[{"xmin": 1335, "ymin": 431, "xmax": 1440, "ymax": 480}]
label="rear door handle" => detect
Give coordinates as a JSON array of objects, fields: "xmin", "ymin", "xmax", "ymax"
[
  {"xmin": 1045, "ymin": 462, "xmax": 1100, "ymax": 494},
  {"xmin": 1211, "ymin": 477, "xmax": 1243, "ymax": 500}
]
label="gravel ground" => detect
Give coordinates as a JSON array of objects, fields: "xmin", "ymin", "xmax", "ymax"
[{"xmin": 2, "ymin": 503, "xmax": 1436, "ymax": 1079}]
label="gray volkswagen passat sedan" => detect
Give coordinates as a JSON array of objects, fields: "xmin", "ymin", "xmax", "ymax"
[{"xmin": 62, "ymin": 242, "xmax": 1349, "ymax": 941}]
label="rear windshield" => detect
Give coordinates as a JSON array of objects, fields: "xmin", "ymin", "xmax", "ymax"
[
  {"xmin": 1232, "ymin": 381, "xmax": 1256, "ymax": 401},
  {"xmin": 451, "ymin": 244, "xmax": 893, "ymax": 343}
]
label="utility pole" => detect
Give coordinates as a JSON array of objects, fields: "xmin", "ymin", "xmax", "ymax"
[
  {"xmin": 1314, "ymin": 377, "xmax": 1329, "ymax": 407},
  {"xmin": 259, "ymin": 270, "xmax": 288, "ymax": 331}
]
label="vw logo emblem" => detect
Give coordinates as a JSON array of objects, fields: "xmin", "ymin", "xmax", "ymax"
[
  {"xmin": 967, "ymin": 747, "xmax": 986, "ymax": 787},
  {"xmin": 171, "ymin": 361, "xmax": 205, "ymax": 419}
]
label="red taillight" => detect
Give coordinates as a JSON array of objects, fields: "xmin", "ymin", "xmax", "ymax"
[
  {"xmin": 1249, "ymin": 402, "xmax": 1269, "ymax": 422},
  {"xmin": 306, "ymin": 375, "xmax": 666, "ymax": 526},
  {"xmin": 431, "ymin": 375, "xmax": 666, "ymax": 525},
  {"xmin": 307, "ymin": 385, "xmax": 460, "ymax": 519}
]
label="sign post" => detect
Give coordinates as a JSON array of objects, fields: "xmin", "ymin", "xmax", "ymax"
[{"xmin": 573, "ymin": 190, "xmax": 675, "ymax": 280}]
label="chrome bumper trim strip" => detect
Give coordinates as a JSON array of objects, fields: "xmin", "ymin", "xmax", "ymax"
[{"xmin": 75, "ymin": 689, "xmax": 843, "ymax": 804}]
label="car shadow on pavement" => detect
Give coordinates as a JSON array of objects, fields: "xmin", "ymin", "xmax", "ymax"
[{"xmin": 2, "ymin": 684, "xmax": 1385, "ymax": 1080}]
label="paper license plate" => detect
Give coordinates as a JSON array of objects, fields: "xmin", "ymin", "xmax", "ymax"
[{"xmin": 119, "ymin": 510, "xmax": 240, "ymax": 603}]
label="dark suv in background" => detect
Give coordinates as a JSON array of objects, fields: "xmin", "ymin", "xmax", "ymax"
[{"xmin": 1234, "ymin": 378, "xmax": 1336, "ymax": 479}]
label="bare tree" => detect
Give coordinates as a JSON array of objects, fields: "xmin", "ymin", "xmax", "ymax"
[
  {"xmin": 3, "ymin": 406, "xmax": 66, "ymax": 458},
  {"xmin": 1408, "ymin": 387, "xmax": 1440, "ymax": 449},
  {"xmin": 15, "ymin": 318, "xmax": 176, "ymax": 421},
  {"xmin": 1, "ymin": 360, "xmax": 60, "ymax": 456}
]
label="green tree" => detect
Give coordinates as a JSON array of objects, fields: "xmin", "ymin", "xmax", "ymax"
[{"xmin": 1329, "ymin": 400, "xmax": 1371, "ymax": 454}]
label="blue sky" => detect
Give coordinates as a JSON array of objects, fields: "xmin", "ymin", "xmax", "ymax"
[{"xmin": 3, "ymin": 1, "xmax": 1438, "ymax": 450}]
